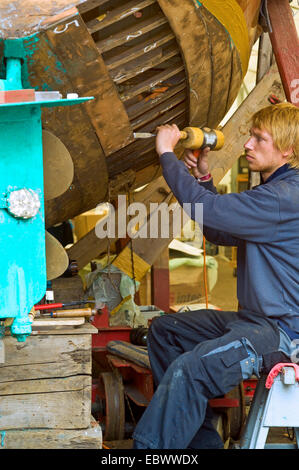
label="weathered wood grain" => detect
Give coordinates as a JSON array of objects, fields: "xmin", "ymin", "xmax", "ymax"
[
  {"xmin": 0, "ymin": 1, "xmax": 83, "ymax": 38},
  {"xmin": 0, "ymin": 333, "xmax": 92, "ymax": 381},
  {"xmin": 0, "ymin": 376, "xmax": 91, "ymax": 430},
  {"xmin": 67, "ymin": 174, "xmax": 173, "ymax": 269},
  {"xmin": 105, "ymin": 28, "xmax": 175, "ymax": 71},
  {"xmin": 198, "ymin": 7, "xmax": 233, "ymax": 129},
  {"xmin": 45, "ymin": 13, "xmax": 133, "ymax": 155},
  {"xmin": 157, "ymin": 0, "xmax": 212, "ymax": 127},
  {"xmin": 95, "ymin": 14, "xmax": 168, "ymax": 53},
  {"xmin": 85, "ymin": 0, "xmax": 156, "ymax": 33},
  {"xmin": 0, "ymin": 416, "xmax": 102, "ymax": 448}
]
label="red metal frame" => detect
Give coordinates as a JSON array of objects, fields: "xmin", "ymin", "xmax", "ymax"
[{"xmin": 268, "ymin": 0, "xmax": 299, "ymax": 107}]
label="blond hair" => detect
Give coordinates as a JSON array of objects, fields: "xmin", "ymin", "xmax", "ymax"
[{"xmin": 251, "ymin": 102, "xmax": 299, "ymax": 169}]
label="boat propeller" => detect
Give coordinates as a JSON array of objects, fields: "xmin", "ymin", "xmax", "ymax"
[{"xmin": 42, "ymin": 130, "xmax": 74, "ymax": 281}]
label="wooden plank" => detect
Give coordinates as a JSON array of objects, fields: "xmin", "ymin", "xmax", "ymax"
[
  {"xmin": 31, "ymin": 323, "xmax": 98, "ymax": 336},
  {"xmin": 0, "ymin": 375, "xmax": 89, "ymax": 397},
  {"xmin": 110, "ymin": 42, "xmax": 179, "ymax": 84},
  {"xmin": 107, "ymin": 112, "xmax": 186, "ymax": 176},
  {"xmin": 110, "ymin": 47, "xmax": 163, "ymax": 83},
  {"xmin": 32, "ymin": 317, "xmax": 85, "ymax": 327},
  {"xmin": 22, "ymin": 28, "xmax": 110, "ymax": 227},
  {"xmin": 126, "ymin": 74, "xmax": 186, "ymax": 120},
  {"xmin": 157, "ymin": 0, "xmax": 212, "ymax": 126},
  {"xmin": 107, "ymin": 106, "xmax": 185, "ymax": 175},
  {"xmin": 134, "ymin": 102, "xmax": 186, "ymax": 132},
  {"xmin": 0, "ymin": 376, "xmax": 91, "ymax": 429},
  {"xmin": 0, "ymin": 416, "xmax": 102, "ymax": 449},
  {"xmin": 208, "ymin": 63, "xmax": 286, "ymax": 183},
  {"xmin": 224, "ymin": 43, "xmax": 243, "ymax": 116},
  {"xmin": 0, "ymin": 334, "xmax": 92, "ymax": 381},
  {"xmin": 105, "ymin": 27, "xmax": 175, "ymax": 70},
  {"xmin": 267, "ymin": 0, "xmax": 299, "ymax": 106},
  {"xmin": 78, "ymin": 0, "xmax": 110, "ymax": 14},
  {"xmin": 131, "ymin": 89, "xmax": 187, "ymax": 130},
  {"xmin": 199, "ymin": 7, "xmax": 233, "ymax": 129},
  {"xmin": 45, "ymin": 13, "xmax": 133, "ymax": 155},
  {"xmin": 67, "ymin": 175, "xmax": 173, "ymax": 269},
  {"xmin": 86, "ymin": 0, "xmax": 156, "ymax": 33},
  {"xmin": 120, "ymin": 57, "xmax": 184, "ymax": 101},
  {"xmin": 95, "ymin": 14, "xmax": 168, "ymax": 53}
]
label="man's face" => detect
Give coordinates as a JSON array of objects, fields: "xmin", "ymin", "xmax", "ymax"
[{"xmin": 244, "ymin": 127, "xmax": 288, "ymax": 176}]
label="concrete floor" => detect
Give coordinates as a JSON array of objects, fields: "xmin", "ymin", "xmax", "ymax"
[{"xmin": 103, "ymin": 256, "xmax": 297, "ymax": 449}]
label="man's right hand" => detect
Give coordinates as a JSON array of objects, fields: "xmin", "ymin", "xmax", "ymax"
[{"xmin": 183, "ymin": 147, "xmax": 211, "ymax": 179}]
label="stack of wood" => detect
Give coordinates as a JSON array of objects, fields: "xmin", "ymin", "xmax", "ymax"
[{"xmin": 0, "ymin": 321, "xmax": 102, "ymax": 449}]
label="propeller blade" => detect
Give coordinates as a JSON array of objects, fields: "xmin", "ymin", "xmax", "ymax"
[
  {"xmin": 42, "ymin": 130, "xmax": 74, "ymax": 201},
  {"xmin": 45, "ymin": 231, "xmax": 69, "ymax": 281}
]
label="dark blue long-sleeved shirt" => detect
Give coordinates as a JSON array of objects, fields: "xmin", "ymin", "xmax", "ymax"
[{"xmin": 160, "ymin": 152, "xmax": 299, "ymax": 337}]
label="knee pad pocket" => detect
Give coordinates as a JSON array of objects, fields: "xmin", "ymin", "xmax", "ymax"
[{"xmin": 239, "ymin": 337, "xmax": 261, "ymax": 379}]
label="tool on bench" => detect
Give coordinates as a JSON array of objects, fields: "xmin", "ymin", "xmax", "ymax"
[
  {"xmin": 133, "ymin": 126, "xmax": 224, "ymax": 152},
  {"xmin": 35, "ymin": 300, "xmax": 95, "ymax": 310},
  {"xmin": 39, "ymin": 307, "xmax": 97, "ymax": 318}
]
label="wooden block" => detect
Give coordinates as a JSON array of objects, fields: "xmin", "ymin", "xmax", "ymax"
[
  {"xmin": 0, "ymin": 376, "xmax": 91, "ymax": 430},
  {"xmin": 0, "ymin": 416, "xmax": 102, "ymax": 449},
  {"xmin": 0, "ymin": 332, "xmax": 92, "ymax": 382},
  {"xmin": 0, "ymin": 89, "xmax": 35, "ymax": 103},
  {"xmin": 0, "ymin": 326, "xmax": 97, "ymax": 431},
  {"xmin": 32, "ymin": 317, "xmax": 85, "ymax": 327}
]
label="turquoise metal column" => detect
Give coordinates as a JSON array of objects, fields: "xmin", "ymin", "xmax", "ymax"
[{"xmin": 0, "ymin": 40, "xmax": 92, "ymax": 342}]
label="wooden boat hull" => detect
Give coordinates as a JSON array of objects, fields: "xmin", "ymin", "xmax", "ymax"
[{"xmin": 0, "ymin": 0, "xmax": 261, "ymax": 227}]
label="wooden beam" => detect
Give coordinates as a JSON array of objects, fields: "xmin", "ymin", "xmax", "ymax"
[
  {"xmin": 208, "ymin": 63, "xmax": 285, "ymax": 184},
  {"xmin": 67, "ymin": 175, "xmax": 173, "ymax": 269},
  {"xmin": 267, "ymin": 0, "xmax": 299, "ymax": 106}
]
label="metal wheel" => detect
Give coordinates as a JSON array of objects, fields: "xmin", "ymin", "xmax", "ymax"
[
  {"xmin": 97, "ymin": 370, "xmax": 125, "ymax": 441},
  {"xmin": 227, "ymin": 383, "xmax": 246, "ymax": 441}
]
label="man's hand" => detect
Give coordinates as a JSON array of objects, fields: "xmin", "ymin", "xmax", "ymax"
[
  {"xmin": 155, "ymin": 124, "xmax": 181, "ymax": 157},
  {"xmin": 184, "ymin": 147, "xmax": 210, "ymax": 179}
]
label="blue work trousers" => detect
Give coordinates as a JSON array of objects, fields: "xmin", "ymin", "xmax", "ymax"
[{"xmin": 133, "ymin": 309, "xmax": 288, "ymax": 449}]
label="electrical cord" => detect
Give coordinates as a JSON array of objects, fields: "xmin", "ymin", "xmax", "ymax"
[{"xmin": 203, "ymin": 236, "xmax": 209, "ymax": 309}]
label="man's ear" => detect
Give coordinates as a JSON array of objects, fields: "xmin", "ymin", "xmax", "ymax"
[{"xmin": 282, "ymin": 147, "xmax": 294, "ymax": 157}]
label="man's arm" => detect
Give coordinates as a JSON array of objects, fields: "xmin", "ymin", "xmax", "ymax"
[{"xmin": 160, "ymin": 151, "xmax": 280, "ymax": 243}]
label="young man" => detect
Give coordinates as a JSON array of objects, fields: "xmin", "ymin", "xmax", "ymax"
[{"xmin": 132, "ymin": 103, "xmax": 299, "ymax": 449}]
